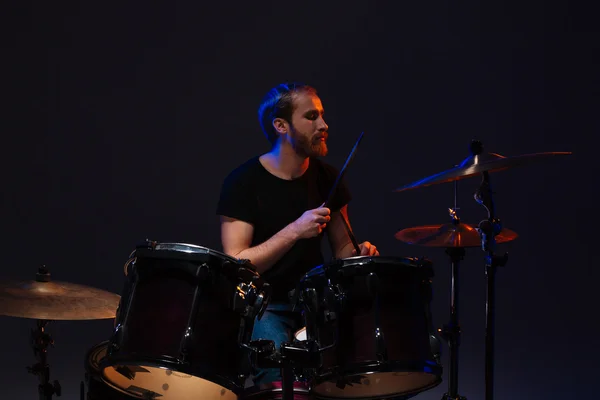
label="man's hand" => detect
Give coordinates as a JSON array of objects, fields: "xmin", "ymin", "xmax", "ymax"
[
  {"xmin": 292, "ymin": 204, "xmax": 331, "ymax": 239},
  {"xmin": 352, "ymin": 241, "xmax": 379, "ymax": 256}
]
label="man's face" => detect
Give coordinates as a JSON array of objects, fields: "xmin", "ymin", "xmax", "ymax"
[{"xmin": 287, "ymin": 91, "xmax": 329, "ymax": 157}]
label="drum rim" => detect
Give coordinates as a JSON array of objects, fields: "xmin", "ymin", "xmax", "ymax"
[
  {"xmin": 153, "ymin": 242, "xmax": 236, "ymax": 260},
  {"xmin": 85, "ymin": 340, "xmax": 110, "ymax": 373},
  {"xmin": 302, "ymin": 255, "xmax": 431, "ymax": 280}
]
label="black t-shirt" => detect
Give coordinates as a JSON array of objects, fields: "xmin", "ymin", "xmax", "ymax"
[{"xmin": 216, "ymin": 156, "xmax": 352, "ymax": 302}]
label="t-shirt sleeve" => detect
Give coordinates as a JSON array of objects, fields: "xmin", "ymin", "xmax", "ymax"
[
  {"xmin": 216, "ymin": 170, "xmax": 257, "ymax": 224},
  {"xmin": 318, "ymin": 161, "xmax": 352, "ymax": 212}
]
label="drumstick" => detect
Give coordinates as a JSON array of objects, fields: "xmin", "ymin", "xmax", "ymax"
[
  {"xmin": 324, "ymin": 131, "xmax": 364, "ymax": 208},
  {"xmin": 339, "ymin": 210, "xmax": 361, "ymax": 256},
  {"xmin": 324, "ymin": 131, "xmax": 364, "ymax": 256}
]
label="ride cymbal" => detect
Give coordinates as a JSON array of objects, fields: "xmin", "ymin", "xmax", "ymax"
[
  {"xmin": 0, "ymin": 277, "xmax": 120, "ymax": 320},
  {"xmin": 395, "ymin": 222, "xmax": 518, "ymax": 248},
  {"xmin": 395, "ymin": 151, "xmax": 572, "ymax": 192}
]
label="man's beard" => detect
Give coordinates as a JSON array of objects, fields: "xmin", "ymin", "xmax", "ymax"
[{"xmin": 290, "ymin": 125, "xmax": 328, "ymax": 158}]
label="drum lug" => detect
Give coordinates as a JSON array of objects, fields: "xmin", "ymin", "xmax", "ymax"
[
  {"xmin": 367, "ymin": 272, "xmax": 388, "ymax": 361},
  {"xmin": 179, "ymin": 327, "xmax": 193, "ymax": 361},
  {"xmin": 198, "ymin": 262, "xmax": 210, "ymax": 280},
  {"xmin": 325, "ymin": 285, "xmax": 345, "ymax": 312},
  {"xmin": 233, "ymin": 281, "xmax": 271, "ymax": 320},
  {"xmin": 233, "ymin": 282, "xmax": 253, "ymax": 316},
  {"xmin": 255, "ymin": 284, "xmax": 271, "ymax": 320},
  {"xmin": 111, "ymin": 323, "xmax": 123, "ymax": 346}
]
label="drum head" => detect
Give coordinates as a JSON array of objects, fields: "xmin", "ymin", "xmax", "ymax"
[
  {"xmin": 102, "ymin": 364, "xmax": 238, "ymax": 400},
  {"xmin": 127, "ymin": 242, "xmax": 260, "ymax": 282},
  {"xmin": 95, "ymin": 347, "xmax": 239, "ymax": 400},
  {"xmin": 312, "ymin": 368, "xmax": 440, "ymax": 399}
]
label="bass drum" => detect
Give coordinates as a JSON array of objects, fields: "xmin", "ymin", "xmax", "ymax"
[{"xmin": 297, "ymin": 255, "xmax": 442, "ymax": 399}]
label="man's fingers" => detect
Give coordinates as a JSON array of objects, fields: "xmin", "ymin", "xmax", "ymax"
[
  {"xmin": 315, "ymin": 207, "xmax": 331, "ymax": 215},
  {"xmin": 315, "ymin": 215, "xmax": 331, "ymax": 223}
]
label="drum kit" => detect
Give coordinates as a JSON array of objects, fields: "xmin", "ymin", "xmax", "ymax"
[{"xmin": 0, "ymin": 140, "xmax": 571, "ymax": 400}]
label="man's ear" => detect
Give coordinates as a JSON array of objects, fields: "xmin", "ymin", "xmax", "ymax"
[{"xmin": 272, "ymin": 118, "xmax": 288, "ymax": 135}]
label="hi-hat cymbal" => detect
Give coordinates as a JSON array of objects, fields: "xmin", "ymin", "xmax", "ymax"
[
  {"xmin": 395, "ymin": 223, "xmax": 518, "ymax": 248},
  {"xmin": 395, "ymin": 151, "xmax": 572, "ymax": 192},
  {"xmin": 0, "ymin": 278, "xmax": 120, "ymax": 320}
]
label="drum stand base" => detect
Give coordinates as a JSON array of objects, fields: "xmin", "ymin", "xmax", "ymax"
[
  {"xmin": 27, "ymin": 319, "xmax": 62, "ymax": 400},
  {"xmin": 439, "ymin": 246, "xmax": 466, "ymax": 400}
]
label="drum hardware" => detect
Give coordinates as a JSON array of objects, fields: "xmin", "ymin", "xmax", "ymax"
[
  {"xmin": 394, "ymin": 216, "xmax": 518, "ymax": 248},
  {"xmin": 243, "ymin": 284, "xmax": 336, "ymax": 400},
  {"xmin": 393, "ymin": 143, "xmax": 572, "ymax": 193},
  {"xmin": 394, "ymin": 140, "xmax": 572, "ymax": 400},
  {"xmin": 102, "ymin": 242, "xmax": 271, "ymax": 400},
  {"xmin": 395, "ymin": 204, "xmax": 510, "ymax": 399},
  {"xmin": 295, "ymin": 256, "xmax": 442, "ymax": 400},
  {"xmin": 437, "ymin": 245, "xmax": 466, "ymax": 400},
  {"xmin": 243, "ymin": 336, "xmax": 334, "ymax": 400},
  {"xmin": 28, "ymin": 319, "xmax": 62, "ymax": 400},
  {"xmin": 471, "ymin": 141, "xmax": 508, "ymax": 400},
  {"xmin": 0, "ymin": 265, "xmax": 121, "ymax": 320},
  {"xmin": 396, "ymin": 204, "xmax": 479, "ymax": 399},
  {"xmin": 395, "ymin": 178, "xmax": 517, "ymax": 400},
  {"xmin": 0, "ymin": 265, "xmax": 120, "ymax": 400}
]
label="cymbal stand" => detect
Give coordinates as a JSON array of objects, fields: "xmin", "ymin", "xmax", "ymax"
[
  {"xmin": 28, "ymin": 319, "xmax": 61, "ymax": 400},
  {"xmin": 27, "ymin": 266, "xmax": 61, "ymax": 400},
  {"xmin": 472, "ymin": 141, "xmax": 508, "ymax": 400},
  {"xmin": 440, "ymin": 181, "xmax": 467, "ymax": 400}
]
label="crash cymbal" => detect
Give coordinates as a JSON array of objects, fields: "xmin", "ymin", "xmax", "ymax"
[
  {"xmin": 395, "ymin": 222, "xmax": 518, "ymax": 248},
  {"xmin": 0, "ymin": 276, "xmax": 120, "ymax": 320},
  {"xmin": 394, "ymin": 151, "xmax": 572, "ymax": 192}
]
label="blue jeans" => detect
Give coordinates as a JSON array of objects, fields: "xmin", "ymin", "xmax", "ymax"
[{"xmin": 248, "ymin": 303, "xmax": 303, "ymax": 387}]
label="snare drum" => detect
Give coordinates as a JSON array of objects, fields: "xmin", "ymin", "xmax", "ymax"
[
  {"xmin": 101, "ymin": 242, "xmax": 270, "ymax": 400},
  {"xmin": 297, "ymin": 256, "xmax": 442, "ymax": 399}
]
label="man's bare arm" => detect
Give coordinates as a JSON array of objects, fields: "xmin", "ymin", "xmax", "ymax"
[
  {"xmin": 220, "ymin": 217, "xmax": 299, "ymax": 274},
  {"xmin": 220, "ymin": 205, "xmax": 330, "ymax": 275}
]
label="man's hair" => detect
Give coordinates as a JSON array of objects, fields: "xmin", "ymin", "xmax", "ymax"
[{"xmin": 258, "ymin": 82, "xmax": 318, "ymax": 145}]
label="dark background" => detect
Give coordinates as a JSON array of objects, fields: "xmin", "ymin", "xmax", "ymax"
[{"xmin": 2, "ymin": 1, "xmax": 598, "ymax": 399}]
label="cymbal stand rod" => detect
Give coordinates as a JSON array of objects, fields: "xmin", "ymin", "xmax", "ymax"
[
  {"xmin": 474, "ymin": 169, "xmax": 508, "ymax": 400},
  {"xmin": 454, "ymin": 177, "xmax": 458, "ymax": 212},
  {"xmin": 440, "ymin": 247, "xmax": 466, "ymax": 400}
]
